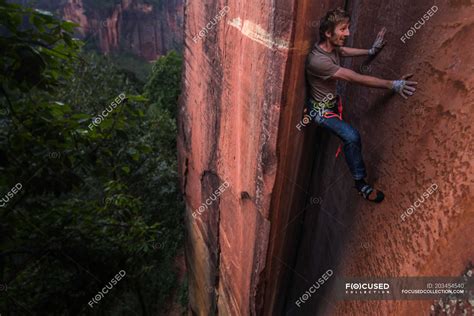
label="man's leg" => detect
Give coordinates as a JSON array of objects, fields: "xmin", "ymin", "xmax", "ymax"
[
  {"xmin": 314, "ymin": 112, "xmax": 384, "ymax": 202},
  {"xmin": 315, "ymin": 114, "xmax": 367, "ymax": 180}
]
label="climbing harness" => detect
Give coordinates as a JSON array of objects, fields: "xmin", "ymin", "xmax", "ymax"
[{"xmin": 309, "ymin": 96, "xmax": 344, "ymax": 158}]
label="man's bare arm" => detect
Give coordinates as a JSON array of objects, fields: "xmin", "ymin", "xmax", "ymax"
[
  {"xmin": 339, "ymin": 47, "xmax": 370, "ymax": 57},
  {"xmin": 340, "ymin": 27, "xmax": 388, "ymax": 57},
  {"xmin": 332, "ymin": 67, "xmax": 418, "ymax": 99},
  {"xmin": 333, "ymin": 67, "xmax": 391, "ymax": 88}
]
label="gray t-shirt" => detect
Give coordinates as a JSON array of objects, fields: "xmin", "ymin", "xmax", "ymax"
[{"xmin": 305, "ymin": 44, "xmax": 340, "ymax": 105}]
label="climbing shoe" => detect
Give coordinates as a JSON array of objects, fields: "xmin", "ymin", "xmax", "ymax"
[{"xmin": 357, "ymin": 183, "xmax": 384, "ymax": 203}]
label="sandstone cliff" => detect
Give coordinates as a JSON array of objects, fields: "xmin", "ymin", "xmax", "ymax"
[
  {"xmin": 178, "ymin": 0, "xmax": 473, "ymax": 315},
  {"xmin": 38, "ymin": 0, "xmax": 183, "ymax": 60}
]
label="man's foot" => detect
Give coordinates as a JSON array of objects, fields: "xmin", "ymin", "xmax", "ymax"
[{"xmin": 354, "ymin": 179, "xmax": 384, "ymax": 203}]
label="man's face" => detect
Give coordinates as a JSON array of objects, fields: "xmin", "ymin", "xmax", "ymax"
[{"xmin": 327, "ymin": 20, "xmax": 350, "ymax": 46}]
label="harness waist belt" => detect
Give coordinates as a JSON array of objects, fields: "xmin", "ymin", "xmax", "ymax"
[{"xmin": 309, "ymin": 98, "xmax": 338, "ymax": 112}]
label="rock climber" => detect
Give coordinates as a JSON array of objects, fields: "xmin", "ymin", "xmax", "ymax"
[{"xmin": 305, "ymin": 7, "xmax": 417, "ymax": 203}]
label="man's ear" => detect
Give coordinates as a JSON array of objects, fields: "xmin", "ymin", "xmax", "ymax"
[{"xmin": 324, "ymin": 30, "xmax": 333, "ymax": 40}]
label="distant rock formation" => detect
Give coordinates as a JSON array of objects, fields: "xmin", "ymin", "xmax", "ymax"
[{"xmin": 36, "ymin": 0, "xmax": 183, "ymax": 60}]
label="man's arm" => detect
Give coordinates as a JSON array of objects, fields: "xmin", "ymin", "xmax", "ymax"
[
  {"xmin": 332, "ymin": 67, "xmax": 391, "ymax": 88},
  {"xmin": 332, "ymin": 67, "xmax": 417, "ymax": 99},
  {"xmin": 339, "ymin": 47, "xmax": 370, "ymax": 57},
  {"xmin": 340, "ymin": 27, "xmax": 387, "ymax": 57}
]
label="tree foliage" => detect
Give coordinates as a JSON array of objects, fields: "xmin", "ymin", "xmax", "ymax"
[
  {"xmin": 144, "ymin": 50, "xmax": 182, "ymax": 117},
  {"xmin": 0, "ymin": 1, "xmax": 184, "ymax": 314}
]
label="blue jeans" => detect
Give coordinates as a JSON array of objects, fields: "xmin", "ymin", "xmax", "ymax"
[{"xmin": 306, "ymin": 98, "xmax": 367, "ymax": 180}]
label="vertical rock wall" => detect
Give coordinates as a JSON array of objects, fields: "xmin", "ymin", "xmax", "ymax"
[
  {"xmin": 178, "ymin": 0, "xmax": 474, "ymax": 315},
  {"xmin": 287, "ymin": 0, "xmax": 474, "ymax": 315},
  {"xmin": 178, "ymin": 0, "xmax": 303, "ymax": 313},
  {"xmin": 43, "ymin": 0, "xmax": 184, "ymax": 60}
]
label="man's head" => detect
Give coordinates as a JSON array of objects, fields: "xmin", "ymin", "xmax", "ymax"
[{"xmin": 319, "ymin": 8, "xmax": 351, "ymax": 46}]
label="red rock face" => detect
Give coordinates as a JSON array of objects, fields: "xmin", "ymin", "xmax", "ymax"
[
  {"xmin": 178, "ymin": 0, "xmax": 473, "ymax": 315},
  {"xmin": 61, "ymin": 0, "xmax": 183, "ymax": 60}
]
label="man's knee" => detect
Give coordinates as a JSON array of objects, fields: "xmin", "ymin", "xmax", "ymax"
[{"xmin": 345, "ymin": 129, "xmax": 361, "ymax": 144}]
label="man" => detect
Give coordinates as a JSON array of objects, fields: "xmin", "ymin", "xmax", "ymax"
[{"xmin": 305, "ymin": 7, "xmax": 417, "ymax": 203}]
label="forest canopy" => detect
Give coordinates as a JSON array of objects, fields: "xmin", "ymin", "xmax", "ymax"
[{"xmin": 0, "ymin": 1, "xmax": 185, "ymax": 314}]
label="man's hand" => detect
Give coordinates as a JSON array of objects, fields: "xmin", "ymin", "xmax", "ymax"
[
  {"xmin": 368, "ymin": 27, "xmax": 387, "ymax": 56},
  {"xmin": 332, "ymin": 69, "xmax": 418, "ymax": 98},
  {"xmin": 391, "ymin": 74, "xmax": 418, "ymax": 99}
]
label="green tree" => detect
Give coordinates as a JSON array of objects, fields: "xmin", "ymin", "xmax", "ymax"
[
  {"xmin": 0, "ymin": 1, "xmax": 185, "ymax": 314},
  {"xmin": 144, "ymin": 50, "xmax": 182, "ymax": 117}
]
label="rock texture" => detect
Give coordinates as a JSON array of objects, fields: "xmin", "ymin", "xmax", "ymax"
[
  {"xmin": 38, "ymin": 0, "xmax": 183, "ymax": 60},
  {"xmin": 178, "ymin": 0, "xmax": 473, "ymax": 315}
]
